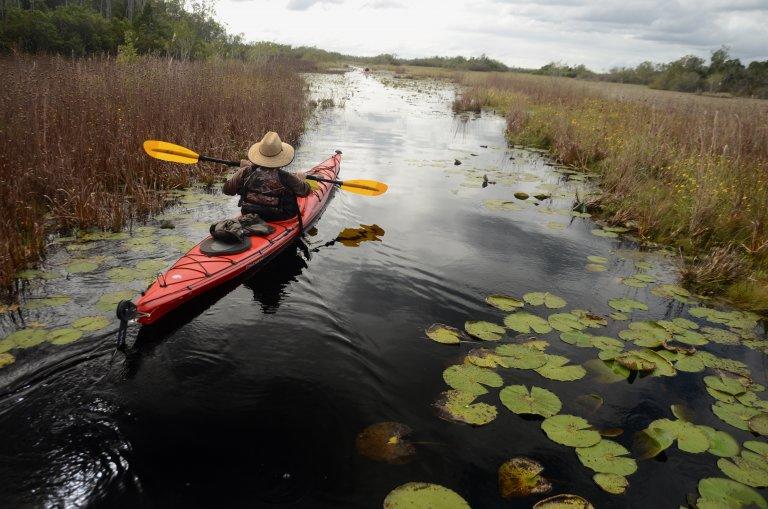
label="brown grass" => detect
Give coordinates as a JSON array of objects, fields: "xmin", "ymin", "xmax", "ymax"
[
  {"xmin": 0, "ymin": 54, "xmax": 309, "ymax": 292},
  {"xmin": 405, "ymin": 65, "xmax": 768, "ymax": 310}
]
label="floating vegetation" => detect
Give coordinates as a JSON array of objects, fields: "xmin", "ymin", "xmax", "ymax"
[
  {"xmin": 47, "ymin": 328, "xmax": 83, "ymax": 345},
  {"xmin": 123, "ymin": 236, "xmax": 158, "ymax": 253},
  {"xmin": 696, "ymin": 477, "xmax": 767, "ymax": 508},
  {"xmin": 587, "ymin": 256, "xmax": 608, "ymax": 264},
  {"xmin": 16, "ymin": 269, "xmax": 60, "ymax": 281},
  {"xmin": 712, "ymin": 402, "xmax": 761, "ymax": 431},
  {"xmin": 355, "ymin": 422, "xmax": 415, "ymax": 464},
  {"xmin": 65, "ymin": 258, "xmax": 101, "ymax": 274},
  {"xmin": 2, "ymin": 328, "xmax": 48, "ymax": 350},
  {"xmin": 24, "ymin": 296, "xmax": 71, "ymax": 310},
  {"xmin": 504, "ymin": 312, "xmax": 552, "ymax": 334},
  {"xmin": 541, "ymin": 415, "xmax": 601, "ymax": 447},
  {"xmin": 466, "ymin": 348, "xmax": 509, "ymax": 368},
  {"xmin": 464, "ymin": 320, "xmax": 505, "ymax": 341},
  {"xmin": 533, "ymin": 494, "xmax": 594, "ymax": 509},
  {"xmin": 500, "ymin": 385, "xmax": 561, "ymax": 418},
  {"xmin": 434, "ymin": 390, "xmax": 497, "ymax": 426},
  {"xmin": 576, "ymin": 440, "xmax": 637, "ymax": 476},
  {"xmin": 651, "ymin": 284, "xmax": 696, "ymax": 304},
  {"xmin": 583, "ymin": 359, "xmax": 630, "ymax": 384},
  {"xmin": 717, "ymin": 448, "xmax": 768, "ymax": 487},
  {"xmin": 483, "ymin": 199, "xmax": 522, "ymax": 211},
  {"xmin": 607, "ymin": 298, "xmax": 648, "ymax": 313},
  {"xmin": 443, "ymin": 364, "xmax": 503, "ymax": 395},
  {"xmin": 485, "ymin": 294, "xmax": 524, "ymax": 311},
  {"xmin": 586, "ymin": 263, "xmax": 607, "ymax": 272},
  {"xmin": 383, "ymin": 482, "xmax": 470, "ymax": 508},
  {"xmin": 0, "ymin": 352, "xmax": 15, "ymax": 369},
  {"xmin": 524, "ymin": 292, "xmax": 566, "ymax": 309},
  {"xmin": 159, "ymin": 235, "xmax": 196, "ymax": 252},
  {"xmin": 591, "ymin": 229, "xmax": 619, "ymax": 238},
  {"xmin": 96, "ymin": 291, "xmax": 135, "ymax": 313},
  {"xmin": 498, "ymin": 457, "xmax": 552, "ymax": 498},
  {"xmin": 495, "ymin": 344, "xmax": 548, "ymax": 369},
  {"xmin": 72, "ymin": 316, "xmax": 111, "ymax": 332},
  {"xmin": 593, "ymin": 472, "xmax": 628, "ymax": 495},
  {"xmin": 426, "ymin": 324, "xmax": 463, "ymax": 345},
  {"xmin": 336, "ymin": 224, "xmax": 385, "ymax": 247},
  {"xmin": 535, "ymin": 355, "xmax": 587, "ymax": 381}
]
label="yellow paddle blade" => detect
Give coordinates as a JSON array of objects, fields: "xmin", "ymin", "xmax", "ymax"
[
  {"xmin": 143, "ymin": 140, "xmax": 200, "ymax": 164},
  {"xmin": 339, "ymin": 179, "xmax": 388, "ymax": 196}
]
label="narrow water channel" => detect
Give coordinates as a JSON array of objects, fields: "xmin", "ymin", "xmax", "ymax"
[{"xmin": 0, "ymin": 69, "xmax": 766, "ymax": 508}]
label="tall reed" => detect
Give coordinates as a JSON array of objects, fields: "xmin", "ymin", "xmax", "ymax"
[{"xmin": 0, "ymin": 54, "xmax": 309, "ymax": 291}]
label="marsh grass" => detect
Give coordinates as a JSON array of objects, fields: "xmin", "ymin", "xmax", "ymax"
[
  {"xmin": 430, "ymin": 67, "xmax": 768, "ymax": 310},
  {"xmin": 0, "ymin": 55, "xmax": 309, "ymax": 291}
]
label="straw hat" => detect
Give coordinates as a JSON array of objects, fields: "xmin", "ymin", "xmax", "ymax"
[{"xmin": 247, "ymin": 131, "xmax": 295, "ymax": 168}]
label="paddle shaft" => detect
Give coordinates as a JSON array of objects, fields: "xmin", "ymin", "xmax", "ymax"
[{"xmin": 197, "ymin": 155, "xmax": 361, "ymax": 189}]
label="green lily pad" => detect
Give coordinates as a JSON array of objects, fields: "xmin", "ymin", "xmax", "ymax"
[
  {"xmin": 702, "ymin": 327, "xmax": 740, "ymax": 345},
  {"xmin": 533, "ymin": 494, "xmax": 595, "ymax": 509},
  {"xmin": 576, "ymin": 439, "xmax": 637, "ymax": 476},
  {"xmin": 486, "ymin": 294, "xmax": 524, "ymax": 311},
  {"xmin": 705, "ymin": 376, "xmax": 747, "ymax": 396},
  {"xmin": 495, "ymin": 344, "xmax": 548, "ymax": 369},
  {"xmin": 72, "ymin": 316, "xmax": 111, "ymax": 332},
  {"xmin": 591, "ymin": 229, "xmax": 619, "ymax": 238},
  {"xmin": 541, "ymin": 414, "xmax": 601, "ymax": 448},
  {"xmin": 0, "ymin": 352, "xmax": 15, "ymax": 369},
  {"xmin": 590, "ymin": 336, "xmax": 623, "ymax": 351},
  {"xmin": 674, "ymin": 354, "xmax": 705, "ymax": 373},
  {"xmin": 572, "ymin": 310, "xmax": 608, "ymax": 328},
  {"xmin": 634, "ymin": 261, "xmax": 653, "ymax": 270},
  {"xmin": 79, "ymin": 231, "xmax": 129, "ymax": 241},
  {"xmin": 652, "ymin": 284, "xmax": 696, "ymax": 304},
  {"xmin": 124, "ymin": 236, "xmax": 158, "ymax": 253},
  {"xmin": 587, "ymin": 256, "xmax": 608, "ymax": 264},
  {"xmin": 434, "ymin": 390, "xmax": 497, "ymax": 426},
  {"xmin": 66, "ymin": 259, "xmax": 100, "ymax": 274},
  {"xmin": 560, "ymin": 331, "xmax": 593, "ymax": 347},
  {"xmin": 535, "ymin": 355, "xmax": 586, "ymax": 381},
  {"xmin": 697, "ymin": 426, "xmax": 740, "ymax": 457},
  {"xmin": 718, "ymin": 454, "xmax": 768, "ymax": 487},
  {"xmin": 355, "ymin": 422, "xmax": 415, "ymax": 464},
  {"xmin": 47, "ymin": 328, "xmax": 83, "ymax": 345},
  {"xmin": 609, "ymin": 312, "xmax": 629, "ymax": 321},
  {"xmin": 593, "ymin": 473, "xmax": 628, "ymax": 495},
  {"xmin": 608, "ymin": 298, "xmax": 648, "ymax": 314},
  {"xmin": 24, "ymin": 296, "xmax": 71, "ymax": 310},
  {"xmin": 383, "ymin": 482, "xmax": 470, "ymax": 509},
  {"xmin": 426, "ymin": 324, "xmax": 463, "ymax": 345},
  {"xmin": 96, "ymin": 291, "xmax": 135, "ymax": 313},
  {"xmin": 584, "ymin": 359, "xmax": 630, "ymax": 383},
  {"xmin": 548, "ymin": 313, "xmax": 586, "ymax": 333},
  {"xmin": 466, "ymin": 348, "xmax": 508, "ymax": 368},
  {"xmin": 504, "ymin": 312, "xmax": 552, "ymax": 334},
  {"xmin": 498, "ymin": 457, "xmax": 552, "ymax": 498},
  {"xmin": 4, "ymin": 328, "xmax": 48, "ymax": 349},
  {"xmin": 674, "ymin": 330, "xmax": 709, "ymax": 346},
  {"xmin": 621, "ymin": 277, "xmax": 647, "ymax": 288},
  {"xmin": 614, "ymin": 351, "xmax": 655, "ymax": 372},
  {"xmin": 745, "ymin": 441, "xmax": 768, "ymax": 456},
  {"xmin": 749, "ymin": 414, "xmax": 768, "ymax": 436},
  {"xmin": 586, "ymin": 264, "xmax": 607, "ymax": 272},
  {"xmin": 465, "ymin": 320, "xmax": 505, "ymax": 341},
  {"xmin": 159, "ymin": 235, "xmax": 195, "ymax": 252},
  {"xmin": 524, "ymin": 292, "xmax": 566, "ymax": 309},
  {"xmin": 16, "ymin": 269, "xmax": 60, "ymax": 281},
  {"xmin": 697, "ymin": 477, "xmax": 767, "ymax": 509},
  {"xmin": 500, "ymin": 385, "xmax": 562, "ymax": 418},
  {"xmin": 443, "ymin": 364, "xmax": 503, "ymax": 396},
  {"xmin": 713, "ymin": 402, "xmax": 761, "ymax": 431}
]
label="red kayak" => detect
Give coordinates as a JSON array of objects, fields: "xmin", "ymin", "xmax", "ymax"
[{"xmin": 118, "ymin": 151, "xmax": 341, "ymax": 327}]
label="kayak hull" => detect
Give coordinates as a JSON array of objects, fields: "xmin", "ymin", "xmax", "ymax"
[{"xmin": 133, "ymin": 152, "xmax": 341, "ymax": 325}]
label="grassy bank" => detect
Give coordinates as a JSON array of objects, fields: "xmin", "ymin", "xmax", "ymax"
[
  {"xmin": 404, "ymin": 66, "xmax": 768, "ymax": 311},
  {"xmin": 0, "ymin": 54, "xmax": 309, "ymax": 291}
]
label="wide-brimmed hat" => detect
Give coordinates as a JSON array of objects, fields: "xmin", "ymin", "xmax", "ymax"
[{"xmin": 247, "ymin": 131, "xmax": 295, "ymax": 168}]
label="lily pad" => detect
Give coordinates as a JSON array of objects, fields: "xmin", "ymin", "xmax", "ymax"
[
  {"xmin": 443, "ymin": 364, "xmax": 503, "ymax": 396},
  {"xmin": 0, "ymin": 352, "xmax": 15, "ymax": 369},
  {"xmin": 524, "ymin": 292, "xmax": 567, "ymax": 309},
  {"xmin": 72, "ymin": 316, "xmax": 111, "ymax": 332},
  {"xmin": 705, "ymin": 375, "xmax": 747, "ymax": 396},
  {"xmin": 426, "ymin": 324, "xmax": 462, "ymax": 345},
  {"xmin": 535, "ymin": 355, "xmax": 586, "ymax": 381},
  {"xmin": 697, "ymin": 426, "xmax": 740, "ymax": 457},
  {"xmin": 498, "ymin": 457, "xmax": 552, "ymax": 498},
  {"xmin": 96, "ymin": 291, "xmax": 135, "ymax": 313},
  {"xmin": 652, "ymin": 284, "xmax": 696, "ymax": 304},
  {"xmin": 47, "ymin": 328, "xmax": 83, "ymax": 345},
  {"xmin": 702, "ymin": 327, "xmax": 740, "ymax": 345},
  {"xmin": 66, "ymin": 259, "xmax": 100, "ymax": 274},
  {"xmin": 533, "ymin": 494, "xmax": 594, "ymax": 509},
  {"xmin": 383, "ymin": 482, "xmax": 470, "ymax": 509},
  {"xmin": 3, "ymin": 328, "xmax": 48, "ymax": 349},
  {"xmin": 560, "ymin": 331, "xmax": 593, "ymax": 347},
  {"xmin": 713, "ymin": 401, "xmax": 761, "ymax": 431},
  {"xmin": 495, "ymin": 344, "xmax": 548, "ymax": 369},
  {"xmin": 486, "ymin": 294, "xmax": 524, "ymax": 311},
  {"xmin": 609, "ymin": 312, "xmax": 629, "ymax": 321},
  {"xmin": 504, "ymin": 312, "xmax": 552, "ymax": 334},
  {"xmin": 593, "ymin": 473, "xmax": 628, "ymax": 495},
  {"xmin": 621, "ymin": 277, "xmax": 647, "ymax": 289},
  {"xmin": 586, "ymin": 264, "xmax": 607, "ymax": 272},
  {"xmin": 587, "ymin": 256, "xmax": 608, "ymax": 264},
  {"xmin": 591, "ymin": 229, "xmax": 619, "ymax": 238},
  {"xmin": 576, "ymin": 439, "xmax": 637, "ymax": 476},
  {"xmin": 541, "ymin": 414, "xmax": 601, "ymax": 448},
  {"xmin": 608, "ymin": 298, "xmax": 648, "ymax": 314},
  {"xmin": 465, "ymin": 320, "xmax": 505, "ymax": 341},
  {"xmin": 434, "ymin": 390, "xmax": 497, "ymax": 426},
  {"xmin": 24, "ymin": 296, "xmax": 71, "ymax": 310},
  {"xmin": 500, "ymin": 385, "xmax": 562, "ymax": 418},
  {"xmin": 697, "ymin": 477, "xmax": 767, "ymax": 509},
  {"xmin": 549, "ymin": 313, "xmax": 586, "ymax": 333},
  {"xmin": 466, "ymin": 348, "xmax": 508, "ymax": 368},
  {"xmin": 718, "ymin": 454, "xmax": 768, "ymax": 487},
  {"xmin": 355, "ymin": 422, "xmax": 415, "ymax": 464},
  {"xmin": 749, "ymin": 414, "xmax": 768, "ymax": 436},
  {"xmin": 572, "ymin": 310, "xmax": 608, "ymax": 328}
]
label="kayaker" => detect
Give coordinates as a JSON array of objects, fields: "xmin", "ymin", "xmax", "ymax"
[{"xmin": 223, "ymin": 131, "xmax": 311, "ymax": 221}]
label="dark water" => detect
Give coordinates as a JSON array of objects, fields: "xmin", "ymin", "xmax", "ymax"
[{"xmin": 1, "ymin": 70, "xmax": 767, "ymax": 508}]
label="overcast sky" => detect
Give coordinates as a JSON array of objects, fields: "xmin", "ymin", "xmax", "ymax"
[{"xmin": 215, "ymin": 0, "xmax": 768, "ymax": 70}]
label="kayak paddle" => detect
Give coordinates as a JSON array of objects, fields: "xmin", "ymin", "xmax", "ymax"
[{"xmin": 143, "ymin": 140, "xmax": 387, "ymax": 196}]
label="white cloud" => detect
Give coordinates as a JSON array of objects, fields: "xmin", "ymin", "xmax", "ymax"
[{"xmin": 215, "ymin": 0, "xmax": 768, "ymax": 70}]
